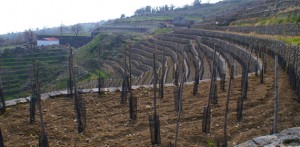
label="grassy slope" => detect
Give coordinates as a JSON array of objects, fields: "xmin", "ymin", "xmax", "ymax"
[
  {"xmin": 230, "ymin": 7, "xmax": 300, "ymax": 27},
  {"xmin": 75, "ymin": 32, "xmax": 148, "ymax": 82},
  {"xmin": 0, "ymin": 45, "xmax": 68, "ymax": 99},
  {"xmin": 110, "ymin": 1, "xmax": 251, "ymax": 26}
]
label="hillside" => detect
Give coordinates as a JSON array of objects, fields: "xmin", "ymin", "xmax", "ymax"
[
  {"xmin": 0, "ymin": 45, "xmax": 68, "ymax": 99},
  {"xmin": 0, "ymin": 0, "xmax": 300, "ymax": 146},
  {"xmin": 1, "ymin": 56, "xmax": 300, "ymax": 146}
]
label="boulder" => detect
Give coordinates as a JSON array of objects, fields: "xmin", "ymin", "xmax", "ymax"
[
  {"xmin": 236, "ymin": 127, "xmax": 300, "ymax": 147},
  {"xmin": 41, "ymin": 93, "xmax": 50, "ymax": 100},
  {"xmin": 16, "ymin": 98, "xmax": 28, "ymax": 104},
  {"xmin": 5, "ymin": 100, "xmax": 17, "ymax": 107}
]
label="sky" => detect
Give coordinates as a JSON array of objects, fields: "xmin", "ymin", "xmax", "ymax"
[{"xmin": 0, "ymin": 0, "xmax": 221, "ymax": 35}]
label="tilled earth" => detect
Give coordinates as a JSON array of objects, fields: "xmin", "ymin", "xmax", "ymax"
[{"xmin": 1, "ymin": 57, "xmax": 300, "ymax": 146}]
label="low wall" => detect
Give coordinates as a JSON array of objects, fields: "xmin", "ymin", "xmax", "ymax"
[{"xmin": 194, "ymin": 23, "xmax": 300, "ymax": 36}]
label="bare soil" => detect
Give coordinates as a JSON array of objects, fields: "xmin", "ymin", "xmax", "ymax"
[{"xmin": 1, "ymin": 56, "xmax": 300, "ymax": 146}]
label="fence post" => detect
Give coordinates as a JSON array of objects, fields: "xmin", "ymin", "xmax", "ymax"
[
  {"xmin": 149, "ymin": 53, "xmax": 161, "ymax": 145},
  {"xmin": 174, "ymin": 73, "xmax": 185, "ymax": 146},
  {"xmin": 202, "ymin": 45, "xmax": 216, "ymax": 133},
  {"xmin": 159, "ymin": 48, "xmax": 166, "ymax": 99},
  {"xmin": 0, "ymin": 63, "xmax": 6, "ymax": 114},
  {"xmin": 120, "ymin": 45, "xmax": 129, "ymax": 104},
  {"xmin": 224, "ymin": 64, "xmax": 234, "ymax": 147},
  {"xmin": 128, "ymin": 44, "xmax": 136, "ymax": 120},
  {"xmin": 272, "ymin": 56, "xmax": 279, "ymax": 134},
  {"xmin": 98, "ymin": 45, "xmax": 102, "ymax": 96},
  {"xmin": 193, "ymin": 66, "xmax": 200, "ymax": 96},
  {"xmin": 68, "ymin": 46, "xmax": 73, "ymax": 97}
]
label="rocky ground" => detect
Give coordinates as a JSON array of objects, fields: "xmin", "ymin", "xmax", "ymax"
[{"xmin": 1, "ymin": 56, "xmax": 300, "ymax": 146}]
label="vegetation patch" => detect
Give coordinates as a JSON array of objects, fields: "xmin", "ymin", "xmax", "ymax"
[
  {"xmin": 153, "ymin": 28, "xmax": 171, "ymax": 35},
  {"xmin": 277, "ymin": 36, "xmax": 300, "ymax": 45}
]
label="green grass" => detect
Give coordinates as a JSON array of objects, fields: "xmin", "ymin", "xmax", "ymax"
[
  {"xmin": 117, "ymin": 15, "xmax": 173, "ymax": 23},
  {"xmin": 231, "ymin": 13, "xmax": 300, "ymax": 26},
  {"xmin": 153, "ymin": 28, "xmax": 171, "ymax": 35},
  {"xmin": 0, "ymin": 45, "xmax": 68, "ymax": 99},
  {"xmin": 80, "ymin": 70, "xmax": 108, "ymax": 81},
  {"xmin": 255, "ymin": 16, "xmax": 290, "ymax": 26},
  {"xmin": 54, "ymin": 78, "xmax": 69, "ymax": 90},
  {"xmin": 277, "ymin": 36, "xmax": 300, "ymax": 45}
]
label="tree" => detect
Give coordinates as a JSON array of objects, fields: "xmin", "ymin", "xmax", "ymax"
[
  {"xmin": 181, "ymin": 4, "xmax": 190, "ymax": 10},
  {"xmin": 159, "ymin": 6, "xmax": 165, "ymax": 11},
  {"xmin": 120, "ymin": 14, "xmax": 125, "ymax": 19},
  {"xmin": 0, "ymin": 37, "xmax": 5, "ymax": 46},
  {"xmin": 193, "ymin": 0, "xmax": 201, "ymax": 7},
  {"xmin": 23, "ymin": 29, "xmax": 36, "ymax": 45},
  {"xmin": 152, "ymin": 8, "xmax": 157, "ymax": 13},
  {"xmin": 145, "ymin": 6, "xmax": 152, "ymax": 13},
  {"xmin": 59, "ymin": 24, "xmax": 67, "ymax": 36},
  {"xmin": 71, "ymin": 24, "xmax": 82, "ymax": 37},
  {"xmin": 164, "ymin": 5, "xmax": 169, "ymax": 11},
  {"xmin": 170, "ymin": 4, "xmax": 175, "ymax": 11}
]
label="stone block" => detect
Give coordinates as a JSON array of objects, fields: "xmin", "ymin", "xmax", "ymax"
[{"xmin": 5, "ymin": 100, "xmax": 17, "ymax": 107}]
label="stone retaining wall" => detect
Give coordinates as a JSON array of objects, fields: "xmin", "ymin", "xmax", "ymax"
[
  {"xmin": 194, "ymin": 23, "xmax": 300, "ymax": 36},
  {"xmin": 235, "ymin": 127, "xmax": 300, "ymax": 146}
]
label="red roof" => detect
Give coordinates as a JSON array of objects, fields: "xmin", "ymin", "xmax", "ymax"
[{"xmin": 42, "ymin": 37, "xmax": 59, "ymax": 41}]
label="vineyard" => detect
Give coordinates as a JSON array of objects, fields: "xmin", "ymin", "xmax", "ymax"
[{"xmin": 0, "ymin": 0, "xmax": 300, "ymax": 146}]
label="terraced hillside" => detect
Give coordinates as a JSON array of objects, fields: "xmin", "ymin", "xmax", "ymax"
[
  {"xmin": 0, "ymin": 0, "xmax": 300, "ymax": 146},
  {"xmin": 84, "ymin": 27, "xmax": 262, "ymax": 90},
  {"xmin": 194, "ymin": 0, "xmax": 300, "ymax": 36},
  {"xmin": 1, "ymin": 52, "xmax": 300, "ymax": 146},
  {"xmin": 0, "ymin": 45, "xmax": 68, "ymax": 99}
]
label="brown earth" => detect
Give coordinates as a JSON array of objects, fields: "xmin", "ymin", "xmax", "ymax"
[{"xmin": 1, "ymin": 55, "xmax": 300, "ymax": 147}]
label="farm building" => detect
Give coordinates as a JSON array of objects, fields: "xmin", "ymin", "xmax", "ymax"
[{"xmin": 37, "ymin": 37, "xmax": 59, "ymax": 46}]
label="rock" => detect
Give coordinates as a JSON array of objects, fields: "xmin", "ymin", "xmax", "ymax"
[
  {"xmin": 234, "ymin": 140, "xmax": 257, "ymax": 147},
  {"xmin": 131, "ymin": 86, "xmax": 140, "ymax": 90},
  {"xmin": 236, "ymin": 127, "xmax": 300, "ymax": 147},
  {"xmin": 25, "ymin": 96, "xmax": 31, "ymax": 101},
  {"xmin": 108, "ymin": 87, "xmax": 117, "ymax": 92},
  {"xmin": 277, "ymin": 127, "xmax": 300, "ymax": 137},
  {"xmin": 252, "ymin": 135, "xmax": 278, "ymax": 146},
  {"xmin": 41, "ymin": 93, "xmax": 50, "ymax": 100},
  {"xmin": 49, "ymin": 91, "xmax": 60, "ymax": 98},
  {"xmin": 60, "ymin": 90, "xmax": 68, "ymax": 95},
  {"xmin": 282, "ymin": 138, "xmax": 300, "ymax": 146},
  {"xmin": 91, "ymin": 88, "xmax": 99, "ymax": 93},
  {"xmin": 5, "ymin": 100, "xmax": 17, "ymax": 107},
  {"xmin": 141, "ymin": 85, "xmax": 151, "ymax": 89},
  {"xmin": 16, "ymin": 98, "xmax": 27, "ymax": 104},
  {"xmin": 81, "ymin": 89, "xmax": 92, "ymax": 93}
]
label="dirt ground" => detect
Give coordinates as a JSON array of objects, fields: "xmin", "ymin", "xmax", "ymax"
[{"xmin": 1, "ymin": 56, "xmax": 300, "ymax": 147}]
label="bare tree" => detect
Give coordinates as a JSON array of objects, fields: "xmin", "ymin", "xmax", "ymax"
[
  {"xmin": 120, "ymin": 14, "xmax": 125, "ymax": 19},
  {"xmin": 193, "ymin": 0, "xmax": 201, "ymax": 6},
  {"xmin": 23, "ymin": 29, "xmax": 36, "ymax": 45},
  {"xmin": 71, "ymin": 24, "xmax": 83, "ymax": 37},
  {"xmin": 59, "ymin": 24, "xmax": 67, "ymax": 36}
]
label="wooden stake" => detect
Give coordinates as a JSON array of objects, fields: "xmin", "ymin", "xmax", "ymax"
[
  {"xmin": 224, "ymin": 65, "xmax": 233, "ymax": 147},
  {"xmin": 0, "ymin": 63, "xmax": 5, "ymax": 114},
  {"xmin": 98, "ymin": 45, "xmax": 101, "ymax": 96},
  {"xmin": 153, "ymin": 53, "xmax": 158, "ymax": 115},
  {"xmin": 272, "ymin": 56, "xmax": 279, "ymax": 134},
  {"xmin": 174, "ymin": 73, "xmax": 185, "ymax": 146},
  {"xmin": 68, "ymin": 46, "xmax": 73, "ymax": 98}
]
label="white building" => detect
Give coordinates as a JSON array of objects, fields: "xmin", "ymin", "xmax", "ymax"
[{"xmin": 37, "ymin": 37, "xmax": 59, "ymax": 46}]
